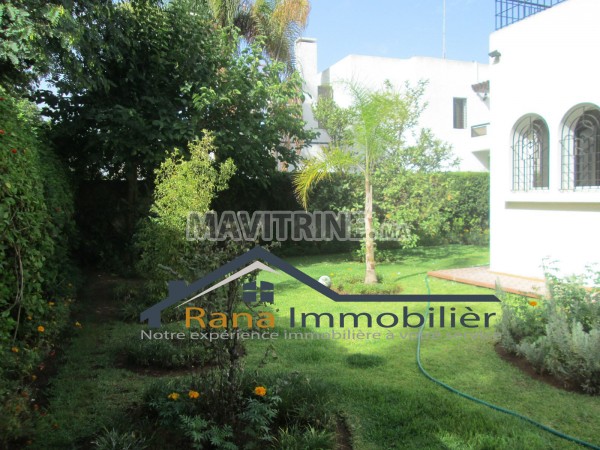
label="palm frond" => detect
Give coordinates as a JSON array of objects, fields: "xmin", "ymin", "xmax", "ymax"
[{"xmin": 293, "ymin": 146, "xmax": 357, "ymax": 209}]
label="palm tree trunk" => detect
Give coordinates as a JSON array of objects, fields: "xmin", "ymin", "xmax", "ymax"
[{"xmin": 364, "ymin": 175, "xmax": 377, "ymax": 284}]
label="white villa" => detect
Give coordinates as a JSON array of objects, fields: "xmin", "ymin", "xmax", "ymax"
[
  {"xmin": 296, "ymin": 0, "xmax": 600, "ymax": 281},
  {"xmin": 295, "ymin": 39, "xmax": 491, "ymax": 172},
  {"xmin": 489, "ymin": 0, "xmax": 600, "ymax": 279}
]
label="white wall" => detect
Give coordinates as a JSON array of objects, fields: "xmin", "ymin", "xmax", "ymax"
[
  {"xmin": 295, "ymin": 40, "xmax": 491, "ymax": 171},
  {"xmin": 489, "ymin": 0, "xmax": 600, "ymax": 279}
]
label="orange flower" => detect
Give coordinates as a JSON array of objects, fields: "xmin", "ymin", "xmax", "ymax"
[
  {"xmin": 37, "ymin": 325, "xmax": 45, "ymax": 333},
  {"xmin": 11, "ymin": 346, "xmax": 19, "ymax": 353},
  {"xmin": 188, "ymin": 390, "xmax": 200, "ymax": 399},
  {"xmin": 254, "ymin": 386, "xmax": 267, "ymax": 397},
  {"xmin": 528, "ymin": 300, "xmax": 538, "ymax": 307},
  {"xmin": 167, "ymin": 392, "xmax": 180, "ymax": 400}
]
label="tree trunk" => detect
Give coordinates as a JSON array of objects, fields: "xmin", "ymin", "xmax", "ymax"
[
  {"xmin": 364, "ymin": 176, "xmax": 378, "ymax": 284},
  {"xmin": 126, "ymin": 163, "xmax": 138, "ymax": 259}
]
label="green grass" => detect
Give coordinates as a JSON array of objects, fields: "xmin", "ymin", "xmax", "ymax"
[
  {"xmin": 246, "ymin": 245, "xmax": 600, "ymax": 449},
  {"xmin": 29, "ymin": 245, "xmax": 600, "ymax": 449}
]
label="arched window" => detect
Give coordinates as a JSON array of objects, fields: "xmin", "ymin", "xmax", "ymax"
[
  {"xmin": 561, "ymin": 105, "xmax": 600, "ymax": 189},
  {"xmin": 512, "ymin": 115, "xmax": 549, "ymax": 191}
]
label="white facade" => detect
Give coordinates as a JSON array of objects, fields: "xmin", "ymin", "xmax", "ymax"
[
  {"xmin": 489, "ymin": 0, "xmax": 600, "ymax": 279},
  {"xmin": 295, "ymin": 38, "xmax": 491, "ymax": 172}
]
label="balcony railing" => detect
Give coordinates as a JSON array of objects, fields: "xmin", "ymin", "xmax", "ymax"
[{"xmin": 495, "ymin": 0, "xmax": 566, "ymax": 30}]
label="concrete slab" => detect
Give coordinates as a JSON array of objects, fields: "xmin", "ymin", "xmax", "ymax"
[{"xmin": 428, "ymin": 266, "xmax": 547, "ymax": 299}]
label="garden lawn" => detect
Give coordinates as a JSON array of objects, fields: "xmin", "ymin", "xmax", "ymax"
[
  {"xmin": 29, "ymin": 245, "xmax": 600, "ymax": 449},
  {"xmin": 246, "ymin": 245, "xmax": 600, "ymax": 449}
]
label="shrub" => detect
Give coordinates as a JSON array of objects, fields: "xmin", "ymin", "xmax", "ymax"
[
  {"xmin": 134, "ymin": 133, "xmax": 235, "ymax": 302},
  {"xmin": 122, "ymin": 323, "xmax": 214, "ymax": 369},
  {"xmin": 92, "ymin": 427, "xmax": 149, "ymax": 450},
  {"xmin": 497, "ymin": 267, "xmax": 600, "ymax": 394}
]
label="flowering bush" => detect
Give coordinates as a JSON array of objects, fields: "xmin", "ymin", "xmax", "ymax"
[
  {"xmin": 141, "ymin": 370, "xmax": 335, "ymax": 449},
  {"xmin": 497, "ymin": 267, "xmax": 600, "ymax": 394}
]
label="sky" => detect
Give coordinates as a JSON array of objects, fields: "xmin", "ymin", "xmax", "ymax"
[{"xmin": 303, "ymin": 0, "xmax": 496, "ymax": 72}]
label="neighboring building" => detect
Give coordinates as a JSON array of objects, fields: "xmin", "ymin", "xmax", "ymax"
[
  {"xmin": 489, "ymin": 0, "xmax": 600, "ymax": 279},
  {"xmin": 295, "ymin": 38, "xmax": 491, "ymax": 172}
]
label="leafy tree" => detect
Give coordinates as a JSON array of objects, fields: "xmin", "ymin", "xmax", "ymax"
[
  {"xmin": 0, "ymin": 0, "xmax": 67, "ymax": 91},
  {"xmin": 294, "ymin": 81, "xmax": 458, "ymax": 283},
  {"xmin": 41, "ymin": 0, "xmax": 230, "ymax": 233},
  {"xmin": 193, "ymin": 39, "xmax": 314, "ymax": 193},
  {"xmin": 42, "ymin": 1, "xmax": 311, "ymax": 234}
]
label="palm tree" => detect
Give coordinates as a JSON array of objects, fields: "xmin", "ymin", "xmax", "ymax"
[
  {"xmin": 294, "ymin": 82, "xmax": 424, "ymax": 284},
  {"xmin": 207, "ymin": 0, "xmax": 310, "ymax": 70}
]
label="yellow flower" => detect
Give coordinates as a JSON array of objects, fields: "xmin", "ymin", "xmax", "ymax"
[
  {"xmin": 167, "ymin": 392, "xmax": 180, "ymax": 400},
  {"xmin": 48, "ymin": 302, "xmax": 55, "ymax": 307},
  {"xmin": 11, "ymin": 347, "xmax": 19, "ymax": 353},
  {"xmin": 74, "ymin": 321, "xmax": 82, "ymax": 328},
  {"xmin": 528, "ymin": 300, "xmax": 538, "ymax": 307},
  {"xmin": 188, "ymin": 390, "xmax": 200, "ymax": 399},
  {"xmin": 27, "ymin": 316, "xmax": 32, "ymax": 321},
  {"xmin": 254, "ymin": 386, "xmax": 267, "ymax": 397},
  {"xmin": 31, "ymin": 375, "xmax": 37, "ymax": 381},
  {"xmin": 329, "ymin": 273, "xmax": 334, "ymax": 277},
  {"xmin": 37, "ymin": 325, "xmax": 45, "ymax": 333}
]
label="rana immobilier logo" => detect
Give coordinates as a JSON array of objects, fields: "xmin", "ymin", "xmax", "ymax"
[{"xmin": 139, "ymin": 247, "xmax": 499, "ymax": 332}]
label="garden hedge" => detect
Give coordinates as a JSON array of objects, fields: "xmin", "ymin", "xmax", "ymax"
[{"xmin": 0, "ymin": 85, "xmax": 77, "ymax": 443}]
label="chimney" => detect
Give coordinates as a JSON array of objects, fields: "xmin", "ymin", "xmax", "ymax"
[{"xmin": 295, "ymin": 38, "xmax": 318, "ymax": 99}]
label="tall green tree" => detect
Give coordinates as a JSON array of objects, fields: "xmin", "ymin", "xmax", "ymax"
[
  {"xmin": 193, "ymin": 39, "xmax": 313, "ymax": 192},
  {"xmin": 42, "ymin": 0, "xmax": 312, "ymax": 235},
  {"xmin": 294, "ymin": 81, "xmax": 457, "ymax": 284},
  {"xmin": 41, "ymin": 0, "xmax": 229, "ymax": 232}
]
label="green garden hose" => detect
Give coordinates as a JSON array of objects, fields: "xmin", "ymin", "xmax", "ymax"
[{"xmin": 416, "ymin": 276, "xmax": 600, "ymax": 450}]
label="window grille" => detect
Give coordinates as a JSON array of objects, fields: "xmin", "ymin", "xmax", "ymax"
[
  {"xmin": 512, "ymin": 116, "xmax": 549, "ymax": 191},
  {"xmin": 561, "ymin": 107, "xmax": 600, "ymax": 190}
]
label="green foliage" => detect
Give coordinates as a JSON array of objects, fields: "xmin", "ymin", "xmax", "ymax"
[
  {"xmin": 193, "ymin": 37, "xmax": 314, "ymax": 190},
  {"xmin": 142, "ymin": 370, "xmax": 335, "ymax": 449},
  {"xmin": 122, "ymin": 323, "xmax": 214, "ymax": 369},
  {"xmin": 295, "ymin": 80, "xmax": 457, "ymax": 282},
  {"xmin": 44, "ymin": 0, "xmax": 229, "ymax": 182},
  {"xmin": 0, "ymin": 86, "xmax": 76, "ymax": 444},
  {"xmin": 375, "ymin": 171, "xmax": 489, "ymax": 248},
  {"xmin": 497, "ymin": 267, "xmax": 600, "ymax": 394},
  {"xmin": 135, "ymin": 133, "xmax": 235, "ymax": 296},
  {"xmin": 274, "ymin": 425, "xmax": 335, "ymax": 450},
  {"xmin": 312, "ymin": 96, "xmax": 354, "ymax": 148},
  {"xmin": 180, "ymin": 415, "xmax": 237, "ymax": 450},
  {"xmin": 0, "ymin": 1, "xmax": 65, "ymax": 90},
  {"xmin": 92, "ymin": 427, "xmax": 149, "ymax": 450}
]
